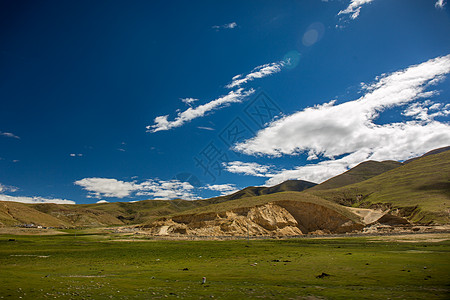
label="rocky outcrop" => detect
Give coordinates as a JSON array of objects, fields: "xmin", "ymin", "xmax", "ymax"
[{"xmin": 143, "ymin": 201, "xmax": 365, "ymax": 236}]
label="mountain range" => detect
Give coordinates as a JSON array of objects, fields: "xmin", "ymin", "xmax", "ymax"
[{"xmin": 1, "ymin": 147, "xmax": 449, "ymax": 232}]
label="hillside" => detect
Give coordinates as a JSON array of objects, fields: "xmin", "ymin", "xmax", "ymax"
[
  {"xmin": 0, "ymin": 199, "xmax": 211, "ymax": 228},
  {"xmin": 308, "ymin": 150, "xmax": 450, "ymax": 224},
  {"xmin": 142, "ymin": 191, "xmax": 366, "ymax": 236},
  {"xmin": 78, "ymin": 199, "xmax": 207, "ymax": 224},
  {"xmin": 310, "ymin": 160, "xmax": 403, "ymax": 191},
  {"xmin": 0, "ymin": 201, "xmax": 68, "ymax": 227}
]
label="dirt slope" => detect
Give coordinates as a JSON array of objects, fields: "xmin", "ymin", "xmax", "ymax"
[
  {"xmin": 0, "ymin": 201, "xmax": 69, "ymax": 227},
  {"xmin": 142, "ymin": 194, "xmax": 367, "ymax": 236}
]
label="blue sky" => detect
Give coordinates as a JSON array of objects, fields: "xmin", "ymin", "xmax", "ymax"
[{"xmin": 1, "ymin": 0, "xmax": 449, "ymax": 204}]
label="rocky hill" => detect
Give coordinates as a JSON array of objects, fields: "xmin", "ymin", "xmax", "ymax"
[{"xmin": 142, "ymin": 192, "xmax": 366, "ymax": 236}]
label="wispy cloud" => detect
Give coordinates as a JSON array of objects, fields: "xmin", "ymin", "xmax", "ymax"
[
  {"xmin": 136, "ymin": 179, "xmax": 200, "ymax": 200},
  {"xmin": 436, "ymin": 0, "xmax": 446, "ymax": 9},
  {"xmin": 0, "ymin": 183, "xmax": 18, "ymax": 193},
  {"xmin": 0, "ymin": 194, "xmax": 75, "ymax": 204},
  {"xmin": 338, "ymin": 0, "xmax": 374, "ymax": 20},
  {"xmin": 203, "ymin": 184, "xmax": 239, "ymax": 196},
  {"xmin": 0, "ymin": 182, "xmax": 74, "ymax": 204},
  {"xmin": 226, "ymin": 61, "xmax": 287, "ymax": 89},
  {"xmin": 181, "ymin": 97, "xmax": 199, "ymax": 106},
  {"xmin": 0, "ymin": 131, "xmax": 20, "ymax": 139},
  {"xmin": 212, "ymin": 22, "xmax": 237, "ymax": 30},
  {"xmin": 224, "ymin": 161, "xmax": 274, "ymax": 177},
  {"xmin": 147, "ymin": 59, "xmax": 289, "ymax": 133},
  {"xmin": 147, "ymin": 88, "xmax": 255, "ymax": 133},
  {"xmin": 233, "ymin": 54, "xmax": 450, "ymax": 185},
  {"xmin": 197, "ymin": 126, "xmax": 215, "ymax": 131},
  {"xmin": 403, "ymin": 101, "xmax": 450, "ymax": 121},
  {"xmin": 70, "ymin": 153, "xmax": 83, "ymax": 157},
  {"xmin": 75, "ymin": 177, "xmax": 201, "ymax": 200}
]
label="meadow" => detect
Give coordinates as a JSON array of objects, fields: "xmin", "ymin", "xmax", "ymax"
[{"xmin": 0, "ymin": 232, "xmax": 449, "ymax": 299}]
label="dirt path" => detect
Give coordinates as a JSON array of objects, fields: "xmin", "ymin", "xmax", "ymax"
[{"xmin": 347, "ymin": 207, "xmax": 386, "ymax": 224}]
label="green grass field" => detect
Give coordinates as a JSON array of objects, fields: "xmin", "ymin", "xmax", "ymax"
[{"xmin": 0, "ymin": 232, "xmax": 449, "ymax": 299}]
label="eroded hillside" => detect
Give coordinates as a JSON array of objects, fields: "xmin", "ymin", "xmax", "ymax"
[{"xmin": 140, "ymin": 193, "xmax": 370, "ymax": 236}]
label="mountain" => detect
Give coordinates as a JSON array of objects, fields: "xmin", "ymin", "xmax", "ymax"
[
  {"xmin": 308, "ymin": 149, "xmax": 450, "ymax": 224},
  {"xmin": 1, "ymin": 148, "xmax": 448, "ymax": 229},
  {"xmin": 204, "ymin": 180, "xmax": 317, "ymax": 204},
  {"xmin": 310, "ymin": 160, "xmax": 403, "ymax": 191}
]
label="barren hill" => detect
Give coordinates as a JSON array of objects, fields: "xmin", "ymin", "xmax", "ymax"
[
  {"xmin": 0, "ymin": 199, "xmax": 210, "ymax": 228},
  {"xmin": 142, "ymin": 192, "xmax": 366, "ymax": 236}
]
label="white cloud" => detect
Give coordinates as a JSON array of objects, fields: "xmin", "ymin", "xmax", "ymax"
[
  {"xmin": 0, "ymin": 182, "xmax": 73, "ymax": 204},
  {"xmin": 0, "ymin": 131, "xmax": 20, "ymax": 139},
  {"xmin": 233, "ymin": 54, "xmax": 450, "ymax": 185},
  {"xmin": 147, "ymin": 58, "xmax": 290, "ymax": 133},
  {"xmin": 203, "ymin": 184, "xmax": 239, "ymax": 196},
  {"xmin": 75, "ymin": 178, "xmax": 139, "ymax": 198},
  {"xmin": 136, "ymin": 179, "xmax": 199, "ymax": 200},
  {"xmin": 226, "ymin": 61, "xmax": 287, "ymax": 89},
  {"xmin": 147, "ymin": 88, "xmax": 255, "ymax": 132},
  {"xmin": 212, "ymin": 22, "xmax": 237, "ymax": 30},
  {"xmin": 403, "ymin": 100, "xmax": 450, "ymax": 121},
  {"xmin": 0, "ymin": 183, "xmax": 18, "ymax": 193},
  {"xmin": 224, "ymin": 161, "xmax": 274, "ymax": 177},
  {"xmin": 75, "ymin": 177, "xmax": 201, "ymax": 200},
  {"xmin": 436, "ymin": 0, "xmax": 446, "ymax": 8},
  {"xmin": 96, "ymin": 200, "xmax": 109, "ymax": 204},
  {"xmin": 181, "ymin": 98, "xmax": 198, "ymax": 105},
  {"xmin": 70, "ymin": 153, "xmax": 83, "ymax": 157},
  {"xmin": 265, "ymin": 151, "xmax": 372, "ymax": 185},
  {"xmin": 338, "ymin": 0, "xmax": 374, "ymax": 20},
  {"xmin": 0, "ymin": 194, "xmax": 75, "ymax": 204}
]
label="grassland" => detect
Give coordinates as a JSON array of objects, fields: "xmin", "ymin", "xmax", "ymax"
[{"xmin": 0, "ymin": 232, "xmax": 449, "ymax": 299}]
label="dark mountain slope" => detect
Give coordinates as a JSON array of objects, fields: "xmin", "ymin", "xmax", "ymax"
[
  {"xmin": 310, "ymin": 160, "xmax": 403, "ymax": 191},
  {"xmin": 403, "ymin": 146, "xmax": 450, "ymax": 164},
  {"xmin": 203, "ymin": 180, "xmax": 317, "ymax": 204}
]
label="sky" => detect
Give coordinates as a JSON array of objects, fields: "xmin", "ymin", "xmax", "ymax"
[{"xmin": 1, "ymin": 0, "xmax": 450, "ymax": 204}]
